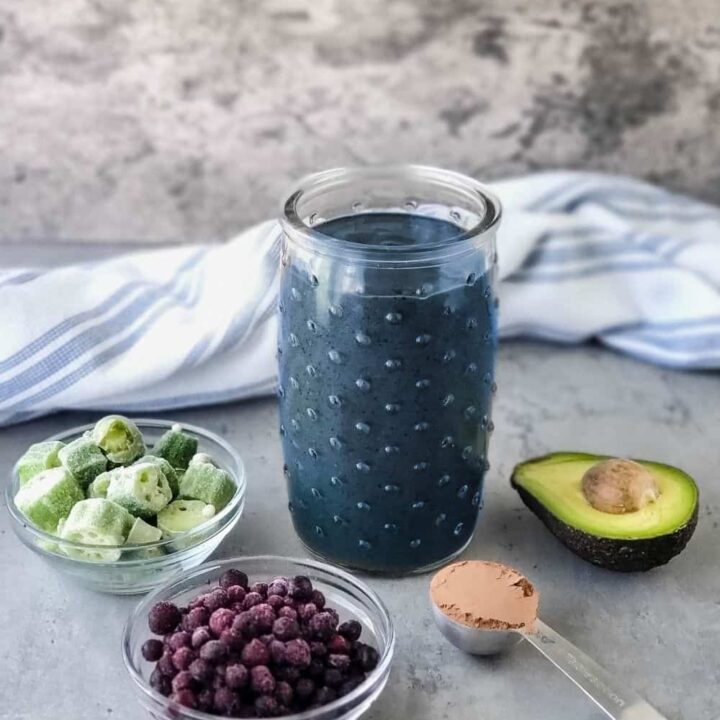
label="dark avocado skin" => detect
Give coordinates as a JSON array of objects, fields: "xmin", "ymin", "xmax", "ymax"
[
  {"xmin": 512, "ymin": 482, "xmax": 698, "ymax": 571},
  {"xmin": 511, "ymin": 454, "xmax": 699, "ymax": 572}
]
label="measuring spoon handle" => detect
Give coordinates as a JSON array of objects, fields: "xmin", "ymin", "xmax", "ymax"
[{"xmin": 524, "ymin": 619, "xmax": 669, "ymax": 720}]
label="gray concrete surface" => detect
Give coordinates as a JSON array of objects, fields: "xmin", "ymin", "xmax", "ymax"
[
  {"xmin": 2, "ymin": 0, "xmax": 720, "ymax": 244},
  {"xmin": 1, "ymin": 340, "xmax": 718, "ymax": 719}
]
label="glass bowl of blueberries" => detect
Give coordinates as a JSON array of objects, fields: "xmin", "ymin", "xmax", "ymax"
[
  {"xmin": 6, "ymin": 417, "xmax": 246, "ymax": 594},
  {"xmin": 122, "ymin": 556, "xmax": 395, "ymax": 719}
]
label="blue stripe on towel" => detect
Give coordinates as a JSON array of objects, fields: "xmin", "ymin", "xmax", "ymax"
[
  {"xmin": 0, "ymin": 250, "xmax": 204, "ymax": 375},
  {"xmin": 507, "ymin": 259, "xmax": 667, "ymax": 283},
  {"xmin": 1, "ymin": 260, "xmax": 206, "ymax": 415},
  {"xmin": 0, "ymin": 250, "xmax": 205, "ymax": 402}
]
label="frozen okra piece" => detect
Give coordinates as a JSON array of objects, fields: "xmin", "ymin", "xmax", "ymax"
[
  {"xmin": 15, "ymin": 441, "xmax": 65, "ymax": 485},
  {"xmin": 58, "ymin": 437, "xmax": 107, "ymax": 489},
  {"xmin": 179, "ymin": 458, "xmax": 235, "ymax": 511},
  {"xmin": 14, "ymin": 467, "xmax": 84, "ymax": 533},
  {"xmin": 106, "ymin": 462, "xmax": 172, "ymax": 519},
  {"xmin": 123, "ymin": 517, "xmax": 165, "ymax": 559},
  {"xmin": 152, "ymin": 423, "xmax": 198, "ymax": 470},
  {"xmin": 59, "ymin": 498, "xmax": 133, "ymax": 562},
  {"xmin": 91, "ymin": 415, "xmax": 145, "ymax": 465},
  {"xmin": 125, "ymin": 516, "xmax": 163, "ymax": 545},
  {"xmin": 135, "ymin": 455, "xmax": 179, "ymax": 497},
  {"xmin": 157, "ymin": 499, "xmax": 216, "ymax": 537},
  {"xmin": 87, "ymin": 471, "xmax": 112, "ymax": 498}
]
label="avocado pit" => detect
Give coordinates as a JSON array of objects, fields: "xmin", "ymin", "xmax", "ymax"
[{"xmin": 581, "ymin": 458, "xmax": 660, "ymax": 515}]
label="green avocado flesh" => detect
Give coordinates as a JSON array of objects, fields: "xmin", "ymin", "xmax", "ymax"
[{"xmin": 511, "ymin": 452, "xmax": 699, "ymax": 571}]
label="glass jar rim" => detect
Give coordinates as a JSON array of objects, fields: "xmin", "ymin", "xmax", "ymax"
[{"xmin": 280, "ymin": 164, "xmax": 502, "ymax": 265}]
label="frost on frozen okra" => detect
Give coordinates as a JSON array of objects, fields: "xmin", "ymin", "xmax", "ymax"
[
  {"xmin": 91, "ymin": 414, "xmax": 145, "ymax": 465},
  {"xmin": 14, "ymin": 467, "xmax": 84, "ymax": 532},
  {"xmin": 87, "ymin": 472, "xmax": 112, "ymax": 498},
  {"xmin": 126, "ymin": 516, "xmax": 163, "ymax": 544},
  {"xmin": 15, "ymin": 441, "xmax": 65, "ymax": 485},
  {"xmin": 152, "ymin": 423, "xmax": 198, "ymax": 470},
  {"xmin": 106, "ymin": 462, "xmax": 172, "ymax": 519},
  {"xmin": 135, "ymin": 455, "xmax": 179, "ymax": 497},
  {"xmin": 59, "ymin": 498, "xmax": 133, "ymax": 562},
  {"xmin": 179, "ymin": 455, "xmax": 236, "ymax": 511},
  {"xmin": 58, "ymin": 437, "xmax": 107, "ymax": 489}
]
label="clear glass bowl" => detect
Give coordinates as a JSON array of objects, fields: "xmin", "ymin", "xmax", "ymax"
[
  {"xmin": 5, "ymin": 419, "xmax": 246, "ymax": 594},
  {"xmin": 123, "ymin": 556, "xmax": 395, "ymax": 720}
]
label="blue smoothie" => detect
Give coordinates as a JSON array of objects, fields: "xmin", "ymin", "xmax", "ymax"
[{"xmin": 278, "ymin": 213, "xmax": 497, "ymax": 573}]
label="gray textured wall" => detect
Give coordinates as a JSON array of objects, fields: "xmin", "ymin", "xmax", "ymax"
[{"xmin": 1, "ymin": 0, "xmax": 719, "ymax": 243}]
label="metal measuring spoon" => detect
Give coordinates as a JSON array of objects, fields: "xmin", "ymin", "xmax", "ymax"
[{"xmin": 431, "ymin": 572, "xmax": 669, "ymax": 720}]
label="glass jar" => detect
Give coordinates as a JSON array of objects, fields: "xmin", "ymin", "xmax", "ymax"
[{"xmin": 278, "ymin": 165, "xmax": 501, "ymax": 574}]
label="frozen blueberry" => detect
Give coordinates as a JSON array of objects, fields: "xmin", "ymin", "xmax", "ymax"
[
  {"xmin": 275, "ymin": 665, "xmax": 301, "ymax": 684},
  {"xmin": 310, "ymin": 641, "xmax": 327, "ymax": 658},
  {"xmin": 170, "ymin": 688, "xmax": 197, "ymax": 709},
  {"xmin": 209, "ymin": 608, "xmax": 236, "ymax": 637},
  {"xmin": 213, "ymin": 686, "xmax": 240, "ymax": 715},
  {"xmin": 167, "ymin": 631, "xmax": 192, "ymax": 651},
  {"xmin": 142, "ymin": 638, "xmax": 164, "ymax": 662},
  {"xmin": 311, "ymin": 590, "xmax": 326, "ymax": 609},
  {"xmin": 250, "ymin": 581, "xmax": 269, "ymax": 597},
  {"xmin": 255, "ymin": 695, "xmax": 279, "ymax": 717},
  {"xmin": 277, "ymin": 606, "xmax": 297, "ymax": 622},
  {"xmin": 308, "ymin": 658, "xmax": 325, "ymax": 679},
  {"xmin": 219, "ymin": 627, "xmax": 244, "ymax": 651},
  {"xmin": 327, "ymin": 634, "xmax": 350, "ymax": 655},
  {"xmin": 191, "ymin": 626, "xmax": 212, "ymax": 649},
  {"xmin": 158, "ymin": 652, "xmax": 177, "ymax": 678},
  {"xmin": 241, "ymin": 638, "xmax": 270, "ymax": 667},
  {"xmin": 148, "ymin": 601, "xmax": 181, "ymax": 635},
  {"xmin": 197, "ymin": 687, "xmax": 214, "ymax": 711},
  {"xmin": 150, "ymin": 666, "xmax": 171, "ymax": 696},
  {"xmin": 267, "ymin": 595, "xmax": 285, "ymax": 611},
  {"xmin": 172, "ymin": 647, "xmax": 195, "ymax": 671},
  {"xmin": 295, "ymin": 678, "xmax": 315, "ymax": 702},
  {"xmin": 288, "ymin": 576, "xmax": 313, "ymax": 602},
  {"xmin": 188, "ymin": 658, "xmax": 213, "ymax": 683},
  {"xmin": 268, "ymin": 579, "xmax": 288, "ymax": 597},
  {"xmin": 284, "ymin": 638, "xmax": 311, "ymax": 668},
  {"xmin": 269, "ymin": 639, "xmax": 286, "ymax": 665},
  {"xmin": 250, "ymin": 603, "xmax": 276, "ymax": 633},
  {"xmin": 199, "ymin": 640, "xmax": 227, "ymax": 664},
  {"xmin": 219, "ymin": 568, "xmax": 249, "ymax": 590},
  {"xmin": 275, "ymin": 680, "xmax": 293, "ymax": 707},
  {"xmin": 171, "ymin": 670, "xmax": 194, "ymax": 693},
  {"xmin": 272, "ymin": 617, "xmax": 300, "ymax": 641},
  {"xmin": 227, "ymin": 585, "xmax": 247, "ymax": 604},
  {"xmin": 327, "ymin": 654, "xmax": 351, "ymax": 671},
  {"xmin": 225, "ymin": 662, "xmax": 249, "ymax": 689},
  {"xmin": 356, "ymin": 644, "xmax": 379, "ymax": 672},
  {"xmin": 339, "ymin": 677, "xmax": 364, "ymax": 697},
  {"xmin": 242, "ymin": 592, "xmax": 264, "ymax": 610},
  {"xmin": 182, "ymin": 606, "xmax": 210, "ymax": 632},
  {"xmin": 309, "ymin": 612, "xmax": 338, "ymax": 641},
  {"xmin": 189, "ymin": 593, "xmax": 208, "ymax": 610},
  {"xmin": 338, "ymin": 620, "xmax": 362, "ymax": 642},
  {"xmin": 298, "ymin": 603, "xmax": 318, "ymax": 623},
  {"xmin": 203, "ymin": 588, "xmax": 230, "ymax": 612},
  {"xmin": 233, "ymin": 611, "xmax": 259, "ymax": 639},
  {"xmin": 324, "ymin": 668, "xmax": 344, "ymax": 688},
  {"xmin": 251, "ymin": 665, "xmax": 276, "ymax": 695},
  {"xmin": 315, "ymin": 686, "xmax": 338, "ymax": 705}
]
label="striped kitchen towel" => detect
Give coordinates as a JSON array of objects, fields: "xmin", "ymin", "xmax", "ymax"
[{"xmin": 0, "ymin": 171, "xmax": 718, "ymax": 426}]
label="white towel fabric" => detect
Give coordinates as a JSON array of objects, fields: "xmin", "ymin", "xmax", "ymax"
[{"xmin": 1, "ymin": 171, "xmax": 719, "ymax": 427}]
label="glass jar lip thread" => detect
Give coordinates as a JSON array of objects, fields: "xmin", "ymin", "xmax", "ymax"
[{"xmin": 280, "ymin": 165, "xmax": 502, "ymax": 266}]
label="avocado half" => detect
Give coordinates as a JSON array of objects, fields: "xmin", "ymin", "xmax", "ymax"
[{"xmin": 511, "ymin": 452, "xmax": 699, "ymax": 572}]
